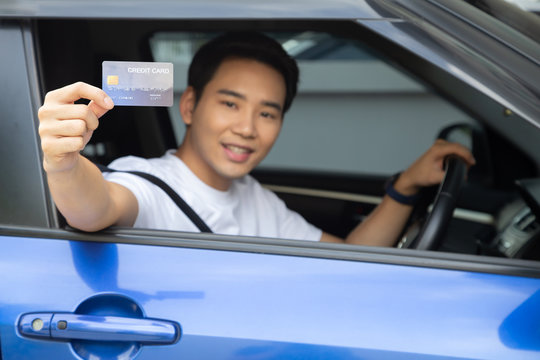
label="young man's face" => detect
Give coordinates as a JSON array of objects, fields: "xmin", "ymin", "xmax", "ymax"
[{"xmin": 177, "ymin": 57, "xmax": 286, "ymax": 190}]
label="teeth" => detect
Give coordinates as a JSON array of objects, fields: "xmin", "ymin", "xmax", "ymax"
[{"xmin": 226, "ymin": 145, "xmax": 249, "ymax": 154}]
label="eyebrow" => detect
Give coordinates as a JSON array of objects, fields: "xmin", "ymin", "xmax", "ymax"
[{"xmin": 217, "ymin": 88, "xmax": 283, "ymax": 113}]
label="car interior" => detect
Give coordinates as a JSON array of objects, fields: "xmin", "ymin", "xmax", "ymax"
[{"xmin": 35, "ymin": 19, "xmax": 540, "ymax": 261}]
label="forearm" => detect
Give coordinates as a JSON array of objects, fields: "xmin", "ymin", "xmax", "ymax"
[
  {"xmin": 344, "ymin": 195, "xmax": 413, "ymax": 246},
  {"xmin": 46, "ymin": 155, "xmax": 118, "ymax": 231},
  {"xmin": 344, "ymin": 172, "xmax": 417, "ymax": 246}
]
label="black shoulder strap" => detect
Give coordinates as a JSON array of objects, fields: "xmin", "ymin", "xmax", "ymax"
[{"xmin": 98, "ymin": 165, "xmax": 212, "ymax": 233}]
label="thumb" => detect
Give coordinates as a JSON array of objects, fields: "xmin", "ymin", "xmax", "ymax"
[{"xmin": 88, "ymin": 96, "xmax": 114, "ymax": 118}]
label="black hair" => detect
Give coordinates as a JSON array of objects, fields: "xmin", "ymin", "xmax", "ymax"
[{"xmin": 188, "ymin": 32, "xmax": 299, "ymax": 113}]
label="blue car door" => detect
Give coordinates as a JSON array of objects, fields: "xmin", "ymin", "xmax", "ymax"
[{"xmin": 1, "ymin": 230, "xmax": 540, "ymax": 359}]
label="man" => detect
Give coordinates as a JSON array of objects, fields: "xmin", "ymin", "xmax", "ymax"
[{"xmin": 38, "ymin": 32, "xmax": 475, "ymax": 246}]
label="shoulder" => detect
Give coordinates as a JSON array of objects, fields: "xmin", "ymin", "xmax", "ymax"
[
  {"xmin": 107, "ymin": 155, "xmax": 153, "ymax": 172},
  {"xmin": 102, "ymin": 152, "xmax": 175, "ymax": 191},
  {"xmin": 106, "ymin": 150, "xmax": 178, "ymax": 175}
]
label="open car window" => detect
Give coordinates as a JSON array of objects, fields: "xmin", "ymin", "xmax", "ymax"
[{"xmin": 31, "ymin": 20, "xmax": 538, "ymax": 261}]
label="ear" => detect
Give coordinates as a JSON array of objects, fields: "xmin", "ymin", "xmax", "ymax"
[{"xmin": 179, "ymin": 86, "xmax": 196, "ymax": 126}]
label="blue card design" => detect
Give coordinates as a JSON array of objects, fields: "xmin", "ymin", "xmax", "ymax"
[{"xmin": 102, "ymin": 61, "xmax": 174, "ymax": 107}]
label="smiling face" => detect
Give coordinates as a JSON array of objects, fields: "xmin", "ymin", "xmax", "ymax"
[{"xmin": 176, "ymin": 58, "xmax": 286, "ymax": 190}]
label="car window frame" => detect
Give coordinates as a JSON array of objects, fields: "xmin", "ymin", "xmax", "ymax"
[{"xmin": 2, "ymin": 15, "xmax": 540, "ymax": 279}]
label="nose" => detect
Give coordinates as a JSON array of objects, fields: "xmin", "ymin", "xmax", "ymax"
[{"xmin": 231, "ymin": 110, "xmax": 257, "ymax": 138}]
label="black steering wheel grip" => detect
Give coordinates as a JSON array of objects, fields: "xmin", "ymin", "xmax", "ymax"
[{"xmin": 414, "ymin": 155, "xmax": 468, "ymax": 251}]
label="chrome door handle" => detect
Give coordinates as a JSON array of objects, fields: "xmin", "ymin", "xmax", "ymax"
[{"xmin": 18, "ymin": 312, "xmax": 181, "ymax": 344}]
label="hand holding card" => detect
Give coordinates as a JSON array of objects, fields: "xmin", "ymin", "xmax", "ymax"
[{"xmin": 102, "ymin": 61, "xmax": 174, "ymax": 107}]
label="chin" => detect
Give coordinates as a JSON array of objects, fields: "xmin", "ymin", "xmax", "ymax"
[{"xmin": 219, "ymin": 166, "xmax": 254, "ymax": 180}]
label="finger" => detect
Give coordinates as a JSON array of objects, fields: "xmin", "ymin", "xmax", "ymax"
[
  {"xmin": 39, "ymin": 104, "xmax": 100, "ymax": 131},
  {"xmin": 431, "ymin": 140, "xmax": 475, "ymax": 165},
  {"xmin": 44, "ymin": 82, "xmax": 114, "ymax": 111},
  {"xmin": 440, "ymin": 142, "xmax": 476, "ymax": 166},
  {"xmin": 88, "ymin": 99, "xmax": 113, "ymax": 119},
  {"xmin": 48, "ymin": 119, "xmax": 90, "ymax": 137},
  {"xmin": 41, "ymin": 136, "xmax": 85, "ymax": 157}
]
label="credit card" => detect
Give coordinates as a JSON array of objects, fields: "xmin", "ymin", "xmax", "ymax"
[{"xmin": 102, "ymin": 61, "xmax": 174, "ymax": 107}]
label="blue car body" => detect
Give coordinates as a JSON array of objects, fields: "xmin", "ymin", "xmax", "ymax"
[
  {"xmin": 1, "ymin": 0, "xmax": 539, "ymax": 359},
  {"xmin": 2, "ymin": 234, "xmax": 540, "ymax": 359}
]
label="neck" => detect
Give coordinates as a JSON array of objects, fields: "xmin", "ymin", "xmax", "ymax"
[{"xmin": 174, "ymin": 144, "xmax": 232, "ymax": 191}]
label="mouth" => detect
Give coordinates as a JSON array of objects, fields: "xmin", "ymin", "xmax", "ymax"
[
  {"xmin": 223, "ymin": 144, "xmax": 253, "ymax": 154},
  {"xmin": 222, "ymin": 143, "xmax": 254, "ymax": 162}
]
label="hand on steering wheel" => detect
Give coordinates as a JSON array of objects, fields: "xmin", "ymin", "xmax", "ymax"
[{"xmin": 395, "ymin": 139, "xmax": 473, "ymax": 250}]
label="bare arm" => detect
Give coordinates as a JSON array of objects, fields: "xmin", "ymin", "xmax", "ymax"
[
  {"xmin": 321, "ymin": 139, "xmax": 476, "ymax": 246},
  {"xmin": 38, "ymin": 82, "xmax": 138, "ymax": 231}
]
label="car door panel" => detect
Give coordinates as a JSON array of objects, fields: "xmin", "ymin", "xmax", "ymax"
[{"xmin": 1, "ymin": 234, "xmax": 539, "ymax": 359}]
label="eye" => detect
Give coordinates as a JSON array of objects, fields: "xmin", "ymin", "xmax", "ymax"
[
  {"xmin": 222, "ymin": 101, "xmax": 237, "ymax": 109},
  {"xmin": 261, "ymin": 111, "xmax": 277, "ymax": 120}
]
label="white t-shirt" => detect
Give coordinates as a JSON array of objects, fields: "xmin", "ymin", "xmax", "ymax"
[{"xmin": 104, "ymin": 150, "xmax": 322, "ymax": 241}]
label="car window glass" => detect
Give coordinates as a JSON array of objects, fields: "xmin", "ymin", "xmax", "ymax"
[{"xmin": 151, "ymin": 31, "xmax": 474, "ymax": 176}]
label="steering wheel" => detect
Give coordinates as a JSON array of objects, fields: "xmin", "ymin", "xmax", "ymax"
[{"xmin": 411, "ymin": 155, "xmax": 468, "ymax": 250}]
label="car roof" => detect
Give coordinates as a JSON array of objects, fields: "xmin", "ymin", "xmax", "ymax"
[
  {"xmin": 2, "ymin": 0, "xmax": 537, "ymax": 56},
  {"xmin": 0, "ymin": 0, "xmax": 398, "ymax": 19}
]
